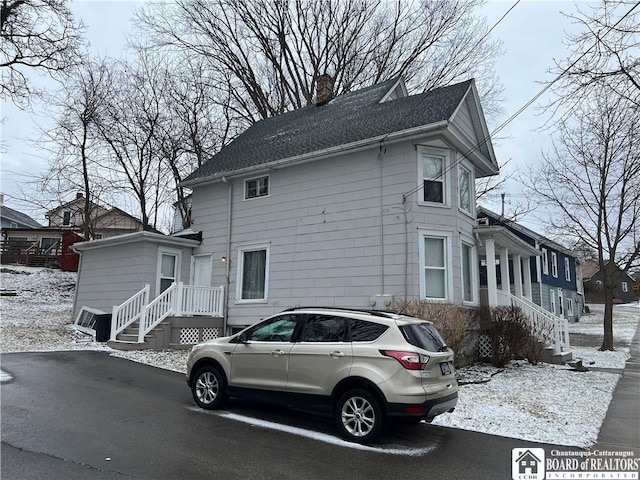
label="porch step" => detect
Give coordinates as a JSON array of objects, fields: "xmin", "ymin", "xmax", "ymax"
[
  {"xmin": 543, "ymin": 348, "xmax": 573, "ymax": 364},
  {"xmin": 108, "ymin": 321, "xmax": 171, "ymax": 350},
  {"xmin": 106, "ymin": 340, "xmax": 150, "ymax": 351}
]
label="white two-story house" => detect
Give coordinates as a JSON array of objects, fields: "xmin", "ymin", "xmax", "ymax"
[{"xmin": 72, "ymin": 75, "xmax": 570, "ymax": 359}]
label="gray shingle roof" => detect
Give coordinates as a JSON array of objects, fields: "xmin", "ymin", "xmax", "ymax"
[
  {"xmin": 184, "ymin": 78, "xmax": 473, "ymax": 184},
  {"xmin": 0, "ymin": 205, "xmax": 42, "ymax": 228}
]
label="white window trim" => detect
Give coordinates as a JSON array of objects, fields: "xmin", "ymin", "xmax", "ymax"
[
  {"xmin": 458, "ymin": 162, "xmax": 475, "ymax": 217},
  {"xmin": 236, "ymin": 242, "xmax": 271, "ymax": 304},
  {"xmin": 551, "ymin": 252, "xmax": 558, "ymax": 278},
  {"xmin": 542, "ymin": 248, "xmax": 549, "ymax": 275},
  {"xmin": 460, "ymin": 238, "xmax": 478, "ymax": 305},
  {"xmin": 567, "ymin": 298, "xmax": 574, "ymax": 316},
  {"xmin": 558, "ymin": 288, "xmax": 564, "ymax": 317},
  {"xmin": 564, "ymin": 257, "xmax": 571, "ymax": 282},
  {"xmin": 418, "ymin": 229, "xmax": 453, "ymax": 302},
  {"xmin": 417, "ymin": 146, "xmax": 451, "ymax": 207},
  {"xmin": 156, "ymin": 246, "xmax": 182, "ymax": 296},
  {"xmin": 243, "ymin": 174, "xmax": 270, "ymax": 201},
  {"xmin": 550, "ymin": 289, "xmax": 557, "ymax": 315},
  {"xmin": 622, "ymin": 281, "xmax": 628, "ymax": 293}
]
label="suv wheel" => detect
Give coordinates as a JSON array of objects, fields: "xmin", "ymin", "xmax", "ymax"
[
  {"xmin": 335, "ymin": 389, "xmax": 383, "ymax": 443},
  {"xmin": 192, "ymin": 366, "xmax": 226, "ymax": 409}
]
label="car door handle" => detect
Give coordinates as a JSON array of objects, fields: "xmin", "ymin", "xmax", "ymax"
[
  {"xmin": 329, "ymin": 351, "xmax": 346, "ymax": 358},
  {"xmin": 271, "ymin": 350, "xmax": 286, "ymax": 356}
]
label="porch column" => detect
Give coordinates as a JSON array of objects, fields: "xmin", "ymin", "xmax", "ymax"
[
  {"xmin": 499, "ymin": 247, "xmax": 510, "ymax": 294},
  {"xmin": 485, "ymin": 239, "xmax": 498, "ymax": 306},
  {"xmin": 513, "ymin": 254, "xmax": 523, "ymax": 298},
  {"xmin": 523, "ymin": 256, "xmax": 533, "ymax": 299}
]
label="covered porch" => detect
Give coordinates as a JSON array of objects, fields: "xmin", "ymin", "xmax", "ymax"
[{"xmin": 475, "ymin": 225, "xmax": 571, "ymax": 361}]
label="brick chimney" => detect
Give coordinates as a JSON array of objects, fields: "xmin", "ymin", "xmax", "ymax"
[
  {"xmin": 76, "ymin": 192, "xmax": 83, "ymax": 199},
  {"xmin": 316, "ymin": 74, "xmax": 334, "ymax": 106}
]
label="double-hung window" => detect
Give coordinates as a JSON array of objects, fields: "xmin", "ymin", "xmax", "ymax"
[
  {"xmin": 237, "ymin": 243, "xmax": 270, "ymax": 302},
  {"xmin": 551, "ymin": 252, "xmax": 558, "ymax": 278},
  {"xmin": 461, "ymin": 241, "xmax": 476, "ymax": 303},
  {"xmin": 245, "ymin": 175, "xmax": 269, "ymax": 200},
  {"xmin": 63, "ymin": 211, "xmax": 71, "ymax": 226},
  {"xmin": 564, "ymin": 257, "xmax": 571, "ymax": 282},
  {"xmin": 458, "ymin": 165, "xmax": 473, "ymax": 215},
  {"xmin": 419, "ymin": 230, "xmax": 451, "ymax": 301},
  {"xmin": 542, "ymin": 248, "xmax": 549, "ymax": 275},
  {"xmin": 418, "ymin": 148, "xmax": 448, "ymax": 205}
]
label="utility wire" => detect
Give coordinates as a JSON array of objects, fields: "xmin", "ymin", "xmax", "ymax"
[{"xmin": 403, "ymin": 0, "xmax": 640, "ymax": 201}]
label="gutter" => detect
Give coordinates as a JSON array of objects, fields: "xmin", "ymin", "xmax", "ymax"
[{"xmin": 180, "ymin": 121, "xmax": 449, "ymax": 189}]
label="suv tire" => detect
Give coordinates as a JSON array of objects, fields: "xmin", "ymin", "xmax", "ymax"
[
  {"xmin": 335, "ymin": 389, "xmax": 383, "ymax": 443},
  {"xmin": 192, "ymin": 365, "xmax": 226, "ymax": 410}
]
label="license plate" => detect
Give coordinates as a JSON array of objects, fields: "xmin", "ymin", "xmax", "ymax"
[{"xmin": 440, "ymin": 362, "xmax": 452, "ymax": 375}]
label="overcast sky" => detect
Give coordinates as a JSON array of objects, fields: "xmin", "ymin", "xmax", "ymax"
[{"xmin": 1, "ymin": 0, "xmax": 586, "ymax": 229}]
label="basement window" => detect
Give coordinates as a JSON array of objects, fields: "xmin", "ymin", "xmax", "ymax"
[{"xmin": 74, "ymin": 307, "xmax": 106, "ymax": 335}]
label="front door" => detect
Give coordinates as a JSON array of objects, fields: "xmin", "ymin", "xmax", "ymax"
[{"xmin": 192, "ymin": 255, "xmax": 212, "ymax": 287}]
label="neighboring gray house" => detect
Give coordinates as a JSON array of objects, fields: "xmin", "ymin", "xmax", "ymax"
[
  {"xmin": 72, "ymin": 76, "xmax": 571, "ymax": 360},
  {"xmin": 0, "ymin": 196, "xmax": 42, "ymax": 230}
]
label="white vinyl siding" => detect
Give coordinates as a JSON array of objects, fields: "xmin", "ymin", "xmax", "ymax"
[{"xmin": 236, "ymin": 242, "xmax": 270, "ymax": 303}]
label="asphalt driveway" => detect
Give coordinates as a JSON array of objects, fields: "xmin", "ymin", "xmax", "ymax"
[{"xmin": 1, "ymin": 351, "xmax": 569, "ymax": 479}]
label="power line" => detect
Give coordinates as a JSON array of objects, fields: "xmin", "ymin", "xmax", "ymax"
[{"xmin": 403, "ymin": 0, "xmax": 640, "ymax": 202}]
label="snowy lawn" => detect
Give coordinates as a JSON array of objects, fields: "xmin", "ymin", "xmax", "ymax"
[{"xmin": 1, "ymin": 266, "xmax": 638, "ymax": 448}]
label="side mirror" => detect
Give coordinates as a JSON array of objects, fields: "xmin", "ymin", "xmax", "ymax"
[{"xmin": 238, "ymin": 333, "xmax": 249, "ymax": 344}]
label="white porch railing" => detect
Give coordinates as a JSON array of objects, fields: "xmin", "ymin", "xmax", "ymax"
[
  {"xmin": 496, "ymin": 290, "xmax": 571, "ymax": 355},
  {"xmin": 110, "ymin": 282, "xmax": 224, "ymax": 343},
  {"xmin": 111, "ymin": 285, "xmax": 150, "ymax": 341}
]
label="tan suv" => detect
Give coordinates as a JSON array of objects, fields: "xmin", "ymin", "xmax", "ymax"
[{"xmin": 186, "ymin": 307, "xmax": 458, "ymax": 443}]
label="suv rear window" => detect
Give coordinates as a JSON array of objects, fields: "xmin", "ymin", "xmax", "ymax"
[
  {"xmin": 349, "ymin": 319, "xmax": 388, "ymax": 341},
  {"xmin": 400, "ymin": 323, "xmax": 448, "ymax": 352}
]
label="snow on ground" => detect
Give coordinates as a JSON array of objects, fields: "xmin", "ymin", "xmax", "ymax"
[{"xmin": 1, "ymin": 266, "xmax": 638, "ymax": 448}]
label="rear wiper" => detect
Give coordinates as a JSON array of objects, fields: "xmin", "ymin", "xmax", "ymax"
[{"xmin": 438, "ymin": 345, "xmax": 449, "ymax": 352}]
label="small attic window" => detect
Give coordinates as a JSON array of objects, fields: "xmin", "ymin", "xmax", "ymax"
[{"xmin": 379, "ymin": 79, "xmax": 408, "ymax": 103}]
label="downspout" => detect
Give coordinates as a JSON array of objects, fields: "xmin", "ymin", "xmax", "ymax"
[
  {"xmin": 222, "ymin": 177, "xmax": 233, "ymax": 335},
  {"xmin": 379, "ymin": 143, "xmax": 385, "ymax": 293}
]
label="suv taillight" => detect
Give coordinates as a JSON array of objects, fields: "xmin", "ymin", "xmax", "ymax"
[{"xmin": 381, "ymin": 350, "xmax": 429, "ymax": 370}]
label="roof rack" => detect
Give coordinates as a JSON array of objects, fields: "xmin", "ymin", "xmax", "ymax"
[{"xmin": 281, "ymin": 306, "xmax": 398, "ymax": 318}]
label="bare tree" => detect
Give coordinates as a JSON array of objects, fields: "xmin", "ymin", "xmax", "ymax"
[
  {"xmin": 1, "ymin": 0, "xmax": 83, "ymax": 108},
  {"xmin": 547, "ymin": 0, "xmax": 640, "ymax": 121},
  {"xmin": 153, "ymin": 57, "xmax": 234, "ymax": 230},
  {"xmin": 96, "ymin": 52, "xmax": 170, "ymax": 230},
  {"xmin": 33, "ymin": 57, "xmax": 116, "ymax": 239},
  {"xmin": 525, "ymin": 92, "xmax": 640, "ymax": 351},
  {"xmin": 135, "ymin": 0, "xmax": 502, "ymax": 129}
]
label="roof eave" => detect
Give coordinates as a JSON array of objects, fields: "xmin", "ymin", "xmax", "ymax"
[
  {"xmin": 181, "ymin": 120, "xmax": 450, "ymax": 188},
  {"xmin": 72, "ymin": 231, "xmax": 200, "ymax": 253}
]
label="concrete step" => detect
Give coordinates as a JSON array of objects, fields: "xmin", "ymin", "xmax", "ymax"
[{"xmin": 107, "ymin": 340, "xmax": 149, "ymax": 351}]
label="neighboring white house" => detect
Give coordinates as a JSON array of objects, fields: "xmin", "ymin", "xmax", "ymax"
[{"xmin": 72, "ymin": 75, "xmax": 571, "ymax": 360}]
